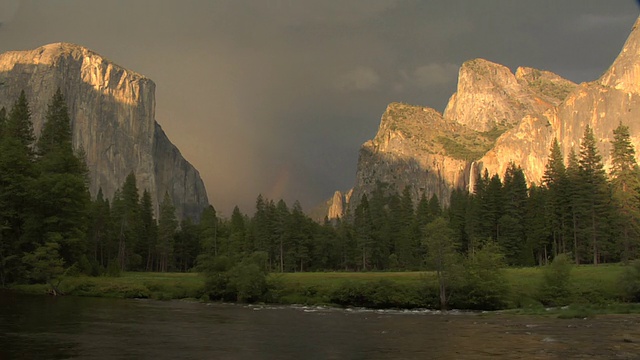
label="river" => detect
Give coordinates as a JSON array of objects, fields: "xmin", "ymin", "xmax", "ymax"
[{"xmin": 1, "ymin": 291, "xmax": 639, "ymax": 359}]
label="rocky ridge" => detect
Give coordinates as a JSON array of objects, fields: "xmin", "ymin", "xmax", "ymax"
[
  {"xmin": 0, "ymin": 43, "xmax": 208, "ymax": 219},
  {"xmin": 326, "ymin": 16, "xmax": 640, "ymax": 219}
]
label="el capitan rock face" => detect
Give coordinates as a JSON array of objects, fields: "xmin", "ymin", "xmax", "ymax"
[
  {"xmin": 0, "ymin": 43, "xmax": 208, "ymax": 219},
  {"xmin": 332, "ymin": 16, "xmax": 640, "ymax": 219}
]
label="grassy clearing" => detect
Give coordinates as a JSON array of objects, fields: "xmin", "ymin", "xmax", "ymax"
[
  {"xmin": 13, "ymin": 272, "xmax": 205, "ymax": 300},
  {"xmin": 10, "ymin": 264, "xmax": 636, "ymax": 313}
]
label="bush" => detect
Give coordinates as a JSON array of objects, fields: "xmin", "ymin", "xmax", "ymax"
[
  {"xmin": 227, "ymin": 263, "xmax": 268, "ymax": 303},
  {"xmin": 200, "ymin": 252, "xmax": 269, "ymax": 303},
  {"xmin": 458, "ymin": 241, "xmax": 510, "ymax": 310},
  {"xmin": 329, "ymin": 279, "xmax": 429, "ymax": 309},
  {"xmin": 620, "ymin": 260, "xmax": 640, "ymax": 302},
  {"xmin": 537, "ymin": 253, "xmax": 573, "ymax": 306},
  {"xmin": 106, "ymin": 260, "xmax": 121, "ymax": 277}
]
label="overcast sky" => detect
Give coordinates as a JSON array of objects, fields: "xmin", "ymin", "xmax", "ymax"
[{"xmin": 0, "ymin": 0, "xmax": 638, "ymax": 216}]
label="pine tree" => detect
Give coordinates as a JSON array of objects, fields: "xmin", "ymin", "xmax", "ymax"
[
  {"xmin": 368, "ymin": 182, "xmax": 391, "ymax": 269},
  {"xmin": 525, "ymin": 184, "xmax": 551, "ymax": 265},
  {"xmin": 0, "ymin": 107, "xmax": 6, "ymax": 138},
  {"xmin": 396, "ymin": 186, "xmax": 418, "ymax": 269},
  {"xmin": 112, "ymin": 173, "xmax": 142, "ymax": 270},
  {"xmin": 252, "ymin": 194, "xmax": 270, "ymax": 256},
  {"xmin": 139, "ymin": 190, "xmax": 157, "ymax": 271},
  {"xmin": 174, "ymin": 218, "xmax": 200, "ymax": 272},
  {"xmin": 485, "ymin": 173, "xmax": 504, "ymax": 241},
  {"xmin": 447, "ymin": 189, "xmax": 471, "ymax": 253},
  {"xmin": 274, "ymin": 200, "xmax": 289, "ymax": 272},
  {"xmin": 610, "ymin": 122, "xmax": 640, "ymax": 262},
  {"xmin": 289, "ymin": 201, "xmax": 312, "ymax": 271},
  {"xmin": 87, "ymin": 188, "xmax": 111, "ymax": 269},
  {"xmin": 157, "ymin": 192, "xmax": 177, "ymax": 272},
  {"xmin": 500, "ymin": 163, "xmax": 529, "ymax": 265},
  {"xmin": 0, "ymin": 91, "xmax": 37, "ymax": 284},
  {"xmin": 542, "ymin": 138, "xmax": 570, "ymax": 255},
  {"xmin": 30, "ymin": 89, "xmax": 90, "ymax": 266},
  {"xmin": 200, "ymin": 205, "xmax": 219, "ymax": 256},
  {"xmin": 229, "ymin": 205, "xmax": 247, "ymax": 259},
  {"xmin": 566, "ymin": 148, "xmax": 582, "ymax": 264},
  {"xmin": 577, "ymin": 125, "xmax": 612, "ymax": 264},
  {"xmin": 354, "ymin": 194, "xmax": 373, "ymax": 270}
]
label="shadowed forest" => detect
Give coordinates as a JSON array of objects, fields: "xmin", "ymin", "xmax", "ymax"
[{"xmin": 1, "ymin": 91, "xmax": 640, "ymax": 310}]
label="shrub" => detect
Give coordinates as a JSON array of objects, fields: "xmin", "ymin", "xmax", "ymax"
[
  {"xmin": 620, "ymin": 260, "xmax": 640, "ymax": 302},
  {"xmin": 105, "ymin": 260, "xmax": 121, "ymax": 277},
  {"xmin": 537, "ymin": 253, "xmax": 573, "ymax": 306},
  {"xmin": 200, "ymin": 253, "xmax": 269, "ymax": 303},
  {"xmin": 459, "ymin": 241, "xmax": 510, "ymax": 310},
  {"xmin": 227, "ymin": 263, "xmax": 268, "ymax": 303},
  {"xmin": 329, "ymin": 279, "xmax": 429, "ymax": 309}
]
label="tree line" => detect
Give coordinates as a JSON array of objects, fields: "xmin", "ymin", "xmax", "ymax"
[
  {"xmin": 447, "ymin": 124, "xmax": 640, "ymax": 267},
  {"xmin": 0, "ymin": 90, "xmax": 199, "ymax": 287},
  {"xmin": 2, "ymin": 89, "xmax": 639, "ymax": 290}
]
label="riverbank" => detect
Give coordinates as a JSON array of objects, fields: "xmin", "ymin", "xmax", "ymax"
[{"xmin": 9, "ymin": 264, "xmax": 639, "ymax": 314}]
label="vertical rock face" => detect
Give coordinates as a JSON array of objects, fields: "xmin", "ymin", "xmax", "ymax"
[
  {"xmin": 333, "ymin": 15, "xmax": 640, "ymax": 218},
  {"xmin": 443, "ymin": 59, "xmax": 575, "ymax": 133},
  {"xmin": 600, "ymin": 18, "xmax": 640, "ymax": 93},
  {"xmin": 0, "ymin": 43, "xmax": 208, "ymax": 219},
  {"xmin": 327, "ymin": 191, "xmax": 346, "ymax": 220},
  {"xmin": 347, "ymin": 102, "xmax": 473, "ymax": 213},
  {"xmin": 309, "ymin": 189, "xmax": 352, "ymax": 222},
  {"xmin": 480, "ymin": 15, "xmax": 640, "ymax": 183}
]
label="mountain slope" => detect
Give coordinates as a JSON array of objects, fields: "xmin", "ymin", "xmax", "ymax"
[
  {"xmin": 0, "ymin": 43, "xmax": 208, "ymax": 219},
  {"xmin": 332, "ymin": 16, "xmax": 640, "ymax": 218}
]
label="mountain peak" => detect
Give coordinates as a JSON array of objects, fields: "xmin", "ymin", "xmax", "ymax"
[
  {"xmin": 0, "ymin": 44, "xmax": 207, "ymax": 219},
  {"xmin": 600, "ymin": 16, "xmax": 640, "ymax": 93},
  {"xmin": 0, "ymin": 42, "xmax": 148, "ymax": 83}
]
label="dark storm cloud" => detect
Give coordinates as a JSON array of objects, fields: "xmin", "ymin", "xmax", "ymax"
[{"xmin": 0, "ymin": 0, "xmax": 638, "ymax": 216}]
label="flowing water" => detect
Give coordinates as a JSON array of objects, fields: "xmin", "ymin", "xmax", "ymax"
[{"xmin": 1, "ymin": 290, "xmax": 639, "ymax": 359}]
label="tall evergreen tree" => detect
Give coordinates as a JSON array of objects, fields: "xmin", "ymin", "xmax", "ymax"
[
  {"xmin": 29, "ymin": 89, "xmax": 90, "ymax": 266},
  {"xmin": 229, "ymin": 206, "xmax": 247, "ymax": 259},
  {"xmin": 396, "ymin": 186, "xmax": 418, "ymax": 269},
  {"xmin": 525, "ymin": 184, "xmax": 551, "ymax": 265},
  {"xmin": 566, "ymin": 148, "xmax": 582, "ymax": 263},
  {"xmin": 500, "ymin": 163, "xmax": 529, "ymax": 265},
  {"xmin": 174, "ymin": 218, "xmax": 200, "ymax": 272},
  {"xmin": 610, "ymin": 122, "xmax": 640, "ymax": 261},
  {"xmin": 139, "ymin": 190, "xmax": 157, "ymax": 271},
  {"xmin": 200, "ymin": 205, "xmax": 219, "ymax": 256},
  {"xmin": 0, "ymin": 91, "xmax": 37, "ymax": 284},
  {"xmin": 112, "ymin": 173, "xmax": 142, "ymax": 270},
  {"xmin": 289, "ymin": 201, "xmax": 312, "ymax": 271},
  {"xmin": 252, "ymin": 195, "xmax": 270, "ymax": 257},
  {"xmin": 447, "ymin": 189, "xmax": 471, "ymax": 253},
  {"xmin": 542, "ymin": 138, "xmax": 570, "ymax": 255},
  {"xmin": 274, "ymin": 200, "xmax": 290, "ymax": 272},
  {"xmin": 0, "ymin": 107, "xmax": 6, "ymax": 138},
  {"xmin": 577, "ymin": 125, "xmax": 612, "ymax": 264},
  {"xmin": 485, "ymin": 173, "xmax": 504, "ymax": 241},
  {"xmin": 354, "ymin": 194, "xmax": 373, "ymax": 270},
  {"xmin": 87, "ymin": 188, "xmax": 111, "ymax": 268},
  {"xmin": 157, "ymin": 192, "xmax": 177, "ymax": 272},
  {"xmin": 368, "ymin": 182, "xmax": 391, "ymax": 269}
]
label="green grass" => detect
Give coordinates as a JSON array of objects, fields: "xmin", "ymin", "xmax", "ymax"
[
  {"xmin": 9, "ymin": 264, "xmax": 635, "ymax": 313},
  {"xmin": 12, "ymin": 272, "xmax": 206, "ymax": 300}
]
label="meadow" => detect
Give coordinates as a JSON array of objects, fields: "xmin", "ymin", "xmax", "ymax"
[{"xmin": 10, "ymin": 263, "xmax": 638, "ymax": 314}]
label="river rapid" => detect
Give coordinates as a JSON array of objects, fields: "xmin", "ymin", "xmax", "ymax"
[{"xmin": 1, "ymin": 291, "xmax": 639, "ymax": 359}]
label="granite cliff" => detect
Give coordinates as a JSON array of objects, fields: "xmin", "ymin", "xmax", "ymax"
[
  {"xmin": 328, "ymin": 16, "xmax": 640, "ymax": 219},
  {"xmin": 0, "ymin": 43, "xmax": 208, "ymax": 219}
]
